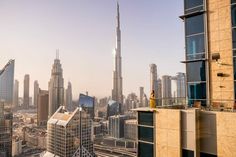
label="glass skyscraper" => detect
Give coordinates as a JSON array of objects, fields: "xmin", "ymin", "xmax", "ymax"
[
  {"xmin": 181, "ymin": 0, "xmax": 236, "ymax": 108},
  {"xmin": 181, "ymin": 0, "xmax": 207, "ymax": 106},
  {"xmin": 0, "ymin": 101, "xmax": 13, "ymax": 157},
  {"xmin": 0, "ymin": 60, "xmax": 14, "ymax": 105}
]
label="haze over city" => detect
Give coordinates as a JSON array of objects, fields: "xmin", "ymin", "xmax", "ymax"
[
  {"xmin": 2, "ymin": 0, "xmax": 236, "ymax": 157},
  {"xmin": 0, "ymin": 0, "xmax": 184, "ymax": 98}
]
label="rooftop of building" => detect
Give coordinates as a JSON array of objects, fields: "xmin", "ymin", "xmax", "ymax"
[
  {"xmin": 41, "ymin": 151, "xmax": 60, "ymax": 157},
  {"xmin": 132, "ymin": 104, "xmax": 236, "ymax": 113},
  {"xmin": 125, "ymin": 119, "xmax": 137, "ymax": 124},
  {"xmin": 109, "ymin": 114, "xmax": 127, "ymax": 118},
  {"xmin": 48, "ymin": 106, "xmax": 79, "ymax": 126}
]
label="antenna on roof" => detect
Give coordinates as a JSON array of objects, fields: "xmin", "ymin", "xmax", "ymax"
[{"xmin": 56, "ymin": 49, "xmax": 59, "ymax": 59}]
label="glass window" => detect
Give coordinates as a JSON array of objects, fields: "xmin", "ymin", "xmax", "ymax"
[
  {"xmin": 188, "ymin": 82, "xmax": 206, "ymax": 100},
  {"xmin": 235, "ymin": 81, "xmax": 236, "ymax": 102},
  {"xmin": 200, "ymin": 152, "xmax": 217, "ymax": 157},
  {"xmin": 182, "ymin": 149, "xmax": 194, "ymax": 157},
  {"xmin": 187, "ymin": 61, "xmax": 206, "ymax": 82},
  {"xmin": 232, "ymin": 5, "xmax": 236, "ymax": 27},
  {"xmin": 186, "ymin": 34, "xmax": 205, "ymax": 56},
  {"xmin": 138, "ymin": 126, "xmax": 153, "ymax": 142},
  {"xmin": 185, "ymin": 0, "xmax": 203, "ymax": 10},
  {"xmin": 234, "ymin": 58, "xmax": 236, "ymax": 80},
  {"xmin": 233, "ymin": 28, "xmax": 236, "ymax": 49},
  {"xmin": 138, "ymin": 142, "xmax": 153, "ymax": 157},
  {"xmin": 186, "ymin": 14, "xmax": 204, "ymax": 36},
  {"xmin": 138, "ymin": 112, "xmax": 153, "ymax": 126}
]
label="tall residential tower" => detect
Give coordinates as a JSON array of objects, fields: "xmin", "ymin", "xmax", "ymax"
[
  {"xmin": 13, "ymin": 80, "xmax": 19, "ymax": 108},
  {"xmin": 23, "ymin": 74, "xmax": 30, "ymax": 109},
  {"xmin": 48, "ymin": 52, "xmax": 64, "ymax": 118},
  {"xmin": 34, "ymin": 80, "xmax": 39, "ymax": 107},
  {"xmin": 64, "ymin": 81, "xmax": 72, "ymax": 110},
  {"xmin": 112, "ymin": 2, "xmax": 123, "ymax": 105},
  {"xmin": 150, "ymin": 64, "xmax": 158, "ymax": 99},
  {"xmin": 0, "ymin": 60, "xmax": 14, "ymax": 106}
]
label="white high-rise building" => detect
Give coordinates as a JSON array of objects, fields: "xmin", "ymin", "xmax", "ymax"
[
  {"xmin": 23, "ymin": 74, "xmax": 30, "ymax": 109},
  {"xmin": 157, "ymin": 78, "xmax": 162, "ymax": 106},
  {"xmin": 150, "ymin": 64, "xmax": 158, "ymax": 99},
  {"xmin": 34, "ymin": 80, "xmax": 39, "ymax": 107},
  {"xmin": 176, "ymin": 72, "xmax": 186, "ymax": 98},
  {"xmin": 171, "ymin": 77, "xmax": 178, "ymax": 104},
  {"xmin": 45, "ymin": 106, "xmax": 94, "ymax": 157},
  {"xmin": 112, "ymin": 2, "xmax": 123, "ymax": 105},
  {"xmin": 171, "ymin": 77, "xmax": 178, "ymax": 98},
  {"xmin": 139, "ymin": 87, "xmax": 144, "ymax": 107},
  {"xmin": 48, "ymin": 52, "xmax": 64, "ymax": 118},
  {"xmin": 13, "ymin": 80, "xmax": 19, "ymax": 108},
  {"xmin": 0, "ymin": 60, "xmax": 14, "ymax": 105},
  {"xmin": 65, "ymin": 81, "xmax": 72, "ymax": 110},
  {"xmin": 162, "ymin": 75, "xmax": 172, "ymax": 105}
]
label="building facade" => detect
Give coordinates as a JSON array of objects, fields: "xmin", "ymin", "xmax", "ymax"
[
  {"xmin": 112, "ymin": 2, "xmax": 123, "ymax": 105},
  {"xmin": 23, "ymin": 74, "xmax": 30, "ymax": 109},
  {"xmin": 124, "ymin": 119, "xmax": 137, "ymax": 141},
  {"xmin": 65, "ymin": 81, "xmax": 72, "ymax": 110},
  {"xmin": 34, "ymin": 80, "xmax": 39, "ymax": 107},
  {"xmin": 136, "ymin": 107, "xmax": 236, "ymax": 157},
  {"xmin": 181, "ymin": 0, "xmax": 236, "ymax": 108},
  {"xmin": 108, "ymin": 115, "xmax": 127, "ymax": 139},
  {"xmin": 150, "ymin": 64, "xmax": 158, "ymax": 99},
  {"xmin": 12, "ymin": 139, "xmax": 22, "ymax": 156},
  {"xmin": 176, "ymin": 72, "xmax": 186, "ymax": 98},
  {"xmin": 78, "ymin": 93, "xmax": 95, "ymax": 119},
  {"xmin": 0, "ymin": 60, "xmax": 14, "ymax": 105},
  {"xmin": 37, "ymin": 90, "xmax": 49, "ymax": 126},
  {"xmin": 13, "ymin": 80, "xmax": 19, "ymax": 108},
  {"xmin": 45, "ymin": 106, "xmax": 94, "ymax": 157},
  {"xmin": 0, "ymin": 101, "xmax": 13, "ymax": 157},
  {"xmin": 162, "ymin": 75, "xmax": 172, "ymax": 105},
  {"xmin": 139, "ymin": 87, "xmax": 144, "ymax": 107},
  {"xmin": 107, "ymin": 100, "xmax": 121, "ymax": 118},
  {"xmin": 48, "ymin": 53, "xmax": 64, "ymax": 118},
  {"xmin": 156, "ymin": 78, "xmax": 162, "ymax": 106}
]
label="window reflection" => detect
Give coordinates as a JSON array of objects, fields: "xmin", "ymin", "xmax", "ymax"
[
  {"xmin": 232, "ymin": 5, "xmax": 236, "ymax": 26},
  {"xmin": 186, "ymin": 14, "xmax": 204, "ymax": 36},
  {"xmin": 138, "ymin": 142, "xmax": 153, "ymax": 157},
  {"xmin": 185, "ymin": 0, "xmax": 203, "ymax": 10},
  {"xmin": 186, "ymin": 34, "xmax": 205, "ymax": 56},
  {"xmin": 187, "ymin": 61, "xmax": 206, "ymax": 82},
  {"xmin": 188, "ymin": 83, "xmax": 206, "ymax": 99},
  {"xmin": 138, "ymin": 126, "xmax": 153, "ymax": 142},
  {"xmin": 138, "ymin": 112, "xmax": 153, "ymax": 126}
]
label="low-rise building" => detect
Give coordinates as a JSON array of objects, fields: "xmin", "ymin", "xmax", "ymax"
[
  {"xmin": 108, "ymin": 115, "xmax": 128, "ymax": 139},
  {"xmin": 124, "ymin": 119, "xmax": 137, "ymax": 141},
  {"xmin": 135, "ymin": 107, "xmax": 236, "ymax": 157}
]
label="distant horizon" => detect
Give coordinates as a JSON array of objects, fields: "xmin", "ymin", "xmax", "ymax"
[{"xmin": 0, "ymin": 0, "xmax": 185, "ymax": 99}]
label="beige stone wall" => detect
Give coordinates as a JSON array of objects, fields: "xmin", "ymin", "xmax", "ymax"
[
  {"xmin": 181, "ymin": 109, "xmax": 199, "ymax": 157},
  {"xmin": 199, "ymin": 111, "xmax": 236, "ymax": 157},
  {"xmin": 216, "ymin": 112, "xmax": 236, "ymax": 157},
  {"xmin": 207, "ymin": 0, "xmax": 234, "ymax": 108},
  {"xmin": 155, "ymin": 109, "xmax": 181, "ymax": 157}
]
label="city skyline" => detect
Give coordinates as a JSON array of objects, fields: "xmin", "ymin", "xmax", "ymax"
[{"xmin": 0, "ymin": 0, "xmax": 184, "ymax": 98}]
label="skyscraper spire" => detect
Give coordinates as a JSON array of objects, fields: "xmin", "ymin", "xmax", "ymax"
[
  {"xmin": 117, "ymin": 1, "xmax": 120, "ymax": 29},
  {"xmin": 56, "ymin": 49, "xmax": 59, "ymax": 60},
  {"xmin": 112, "ymin": 2, "xmax": 123, "ymax": 105},
  {"xmin": 48, "ymin": 54, "xmax": 64, "ymax": 118}
]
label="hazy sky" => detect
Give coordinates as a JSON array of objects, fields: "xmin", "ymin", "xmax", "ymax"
[{"xmin": 0, "ymin": 0, "xmax": 184, "ymax": 99}]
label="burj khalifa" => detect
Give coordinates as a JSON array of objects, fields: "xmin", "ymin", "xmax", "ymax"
[{"xmin": 112, "ymin": 2, "xmax": 123, "ymax": 104}]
